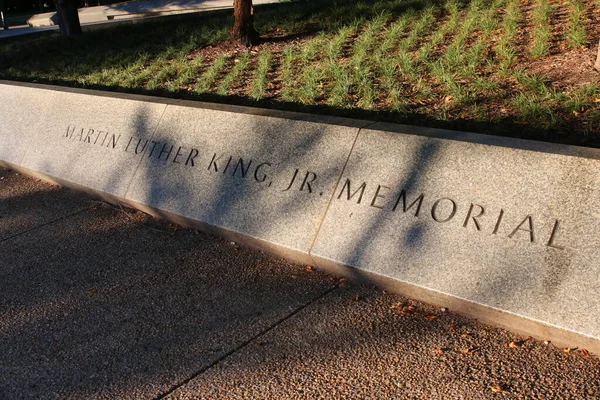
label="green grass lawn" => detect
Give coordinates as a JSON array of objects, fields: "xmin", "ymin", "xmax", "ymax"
[{"xmin": 1, "ymin": 0, "xmax": 600, "ymax": 146}]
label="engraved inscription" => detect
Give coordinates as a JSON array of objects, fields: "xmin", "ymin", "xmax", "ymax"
[
  {"xmin": 61, "ymin": 125, "xmax": 571, "ymax": 250},
  {"xmin": 335, "ymin": 179, "xmax": 567, "ymax": 249},
  {"xmin": 61, "ymin": 125, "xmax": 326, "ymax": 197},
  {"xmin": 65, "ymin": 125, "xmax": 119, "ymax": 148}
]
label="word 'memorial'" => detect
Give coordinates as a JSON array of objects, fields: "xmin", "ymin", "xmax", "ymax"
[{"xmin": 336, "ymin": 179, "xmax": 567, "ymax": 249}]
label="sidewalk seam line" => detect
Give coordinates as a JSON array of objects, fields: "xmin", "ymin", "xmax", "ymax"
[
  {"xmin": 0, "ymin": 206, "xmax": 93, "ymax": 244},
  {"xmin": 153, "ymin": 285, "xmax": 340, "ymax": 400}
]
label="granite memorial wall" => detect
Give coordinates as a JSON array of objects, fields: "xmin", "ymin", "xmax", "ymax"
[{"xmin": 1, "ymin": 81, "xmax": 599, "ymax": 353}]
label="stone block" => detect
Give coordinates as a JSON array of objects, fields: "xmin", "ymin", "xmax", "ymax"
[
  {"xmin": 125, "ymin": 104, "xmax": 362, "ymax": 262},
  {"xmin": 20, "ymin": 89, "xmax": 168, "ymax": 197},
  {"xmin": 0, "ymin": 83, "xmax": 55, "ymax": 165},
  {"xmin": 311, "ymin": 123, "xmax": 600, "ymax": 341}
]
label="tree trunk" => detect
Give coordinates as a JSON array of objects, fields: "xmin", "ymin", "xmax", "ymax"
[
  {"xmin": 54, "ymin": 0, "xmax": 82, "ymax": 37},
  {"xmin": 230, "ymin": 0, "xmax": 259, "ymax": 47},
  {"xmin": 595, "ymin": 39, "xmax": 600, "ymax": 72},
  {"xmin": 0, "ymin": 0, "xmax": 8, "ymax": 31}
]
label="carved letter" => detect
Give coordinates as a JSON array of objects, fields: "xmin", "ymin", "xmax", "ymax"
[
  {"xmin": 100, "ymin": 132, "xmax": 110, "ymax": 147},
  {"xmin": 431, "ymin": 198, "xmax": 457, "ymax": 223},
  {"xmin": 148, "ymin": 141, "xmax": 160, "ymax": 158},
  {"xmin": 254, "ymin": 162, "xmax": 271, "ymax": 183},
  {"xmin": 74, "ymin": 128, "xmax": 84, "ymax": 142},
  {"xmin": 371, "ymin": 185, "xmax": 390, "ymax": 209},
  {"xmin": 337, "ymin": 179, "xmax": 366, "ymax": 204},
  {"xmin": 463, "ymin": 203, "xmax": 485, "ymax": 231},
  {"xmin": 300, "ymin": 172, "xmax": 317, "ymax": 193},
  {"xmin": 492, "ymin": 209, "xmax": 504, "ymax": 234},
  {"xmin": 65, "ymin": 125, "xmax": 75, "ymax": 138},
  {"xmin": 135, "ymin": 139, "xmax": 148, "ymax": 155},
  {"xmin": 282, "ymin": 169, "xmax": 299, "ymax": 192},
  {"xmin": 107, "ymin": 134, "xmax": 120, "ymax": 149},
  {"xmin": 508, "ymin": 215, "xmax": 535, "ymax": 243},
  {"xmin": 94, "ymin": 131, "xmax": 105, "ymax": 145},
  {"xmin": 172, "ymin": 146, "xmax": 185, "ymax": 164},
  {"xmin": 233, "ymin": 158, "xmax": 252, "ymax": 178},
  {"xmin": 392, "ymin": 190, "xmax": 424, "ymax": 216},
  {"xmin": 124, "ymin": 136, "xmax": 134, "ymax": 152},
  {"xmin": 84, "ymin": 129, "xmax": 94, "ymax": 143},
  {"xmin": 208, "ymin": 153, "xmax": 223, "ymax": 172},
  {"xmin": 222, "ymin": 156, "xmax": 233, "ymax": 174},
  {"xmin": 546, "ymin": 220, "xmax": 565, "ymax": 249},
  {"xmin": 185, "ymin": 148, "xmax": 199, "ymax": 167},
  {"xmin": 158, "ymin": 143, "xmax": 173, "ymax": 161}
]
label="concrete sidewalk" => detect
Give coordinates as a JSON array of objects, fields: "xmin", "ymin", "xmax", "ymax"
[
  {"xmin": 27, "ymin": 0, "xmax": 278, "ymax": 27},
  {"xmin": 1, "ymin": 0, "xmax": 278, "ymax": 39},
  {"xmin": 0, "ymin": 166, "xmax": 598, "ymax": 399}
]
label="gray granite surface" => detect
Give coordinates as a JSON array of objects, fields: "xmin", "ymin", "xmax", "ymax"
[
  {"xmin": 20, "ymin": 89, "xmax": 167, "ymax": 197},
  {"xmin": 310, "ymin": 126, "xmax": 600, "ymax": 339},
  {"xmin": 125, "ymin": 105, "xmax": 361, "ymax": 259},
  {"xmin": 0, "ymin": 84, "xmax": 55, "ymax": 165}
]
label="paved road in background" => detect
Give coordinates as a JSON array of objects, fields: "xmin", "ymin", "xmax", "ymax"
[
  {"xmin": 1, "ymin": 167, "xmax": 599, "ymax": 399},
  {"xmin": 0, "ymin": 0, "xmax": 279, "ymax": 39}
]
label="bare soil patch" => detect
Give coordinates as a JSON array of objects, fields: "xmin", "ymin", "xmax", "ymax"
[{"xmin": 527, "ymin": 48, "xmax": 600, "ymax": 89}]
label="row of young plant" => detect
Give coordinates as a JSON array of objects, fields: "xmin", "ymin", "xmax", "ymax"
[{"xmin": 12, "ymin": 0, "xmax": 595, "ymax": 132}]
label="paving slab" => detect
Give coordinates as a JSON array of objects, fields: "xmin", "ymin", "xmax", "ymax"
[
  {"xmin": 19, "ymin": 88, "xmax": 168, "ymax": 198},
  {"xmin": 0, "ymin": 169, "xmax": 92, "ymax": 241},
  {"xmin": 0, "ymin": 169, "xmax": 335, "ymax": 399},
  {"xmin": 168, "ymin": 284, "xmax": 600, "ymax": 400},
  {"xmin": 125, "ymin": 104, "xmax": 363, "ymax": 263},
  {"xmin": 1, "ymin": 167, "xmax": 599, "ymax": 399},
  {"xmin": 310, "ymin": 124, "xmax": 600, "ymax": 350}
]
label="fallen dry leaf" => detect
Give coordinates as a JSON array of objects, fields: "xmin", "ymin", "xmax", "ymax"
[
  {"xmin": 580, "ymin": 349, "xmax": 592, "ymax": 358},
  {"xmin": 490, "ymin": 385, "xmax": 504, "ymax": 393},
  {"xmin": 433, "ymin": 348, "xmax": 445, "ymax": 354},
  {"xmin": 508, "ymin": 341, "xmax": 521, "ymax": 349},
  {"xmin": 424, "ymin": 315, "xmax": 437, "ymax": 320},
  {"xmin": 461, "ymin": 347, "xmax": 478, "ymax": 354}
]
